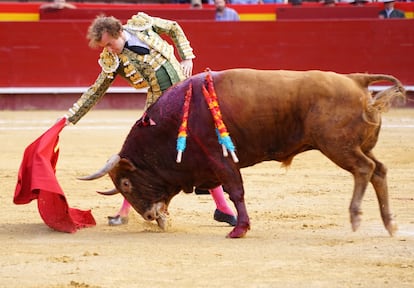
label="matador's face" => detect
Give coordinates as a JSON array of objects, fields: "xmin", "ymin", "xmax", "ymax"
[{"xmin": 98, "ymin": 31, "xmax": 126, "ymax": 55}]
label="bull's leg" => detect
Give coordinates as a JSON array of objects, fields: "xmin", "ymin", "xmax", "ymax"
[
  {"xmin": 227, "ymin": 188, "xmax": 250, "ymax": 238},
  {"xmin": 322, "ymin": 148, "xmax": 375, "ymax": 233},
  {"xmin": 366, "ymin": 151, "xmax": 397, "ymax": 236},
  {"xmin": 349, "ymin": 162, "xmax": 373, "ymax": 233},
  {"xmin": 218, "ymin": 168, "xmax": 250, "ymax": 238}
]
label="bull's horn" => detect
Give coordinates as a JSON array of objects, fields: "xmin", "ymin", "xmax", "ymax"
[
  {"xmin": 96, "ymin": 188, "xmax": 119, "ymax": 196},
  {"xmin": 78, "ymin": 154, "xmax": 121, "ymax": 180}
]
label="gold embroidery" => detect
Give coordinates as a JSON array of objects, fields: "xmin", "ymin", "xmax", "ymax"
[
  {"xmin": 98, "ymin": 49, "xmax": 120, "ymax": 74},
  {"xmin": 125, "ymin": 12, "xmax": 153, "ymax": 32},
  {"xmin": 119, "ymin": 53, "xmax": 149, "ymax": 89}
]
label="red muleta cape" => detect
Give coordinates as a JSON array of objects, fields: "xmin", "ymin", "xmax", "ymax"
[{"xmin": 14, "ymin": 118, "xmax": 96, "ymax": 233}]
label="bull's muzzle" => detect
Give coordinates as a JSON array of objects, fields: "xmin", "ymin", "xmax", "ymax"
[{"xmin": 143, "ymin": 202, "xmax": 168, "ymax": 230}]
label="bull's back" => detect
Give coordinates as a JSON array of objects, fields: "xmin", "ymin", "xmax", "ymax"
[
  {"xmin": 208, "ymin": 69, "xmax": 373, "ymax": 166},
  {"xmin": 214, "ymin": 68, "xmax": 366, "ymax": 115}
]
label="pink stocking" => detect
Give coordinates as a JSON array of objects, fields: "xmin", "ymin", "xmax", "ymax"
[
  {"xmin": 116, "ymin": 198, "xmax": 131, "ymax": 218},
  {"xmin": 209, "ymin": 186, "xmax": 235, "ymax": 216}
]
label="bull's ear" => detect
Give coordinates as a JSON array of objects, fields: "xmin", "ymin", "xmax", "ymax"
[{"xmin": 118, "ymin": 158, "xmax": 137, "ymax": 172}]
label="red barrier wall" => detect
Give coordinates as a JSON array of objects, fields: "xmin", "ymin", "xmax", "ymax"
[{"xmin": 1, "ymin": 19, "xmax": 413, "ymax": 88}]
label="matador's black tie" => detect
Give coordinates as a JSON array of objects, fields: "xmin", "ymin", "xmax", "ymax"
[{"xmin": 124, "ymin": 42, "xmax": 150, "ymax": 55}]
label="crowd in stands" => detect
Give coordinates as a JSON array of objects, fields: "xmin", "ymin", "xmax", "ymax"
[
  {"xmin": 35, "ymin": 0, "xmax": 412, "ymax": 4},
  {"xmin": 38, "ymin": 0, "xmax": 407, "ymax": 20}
]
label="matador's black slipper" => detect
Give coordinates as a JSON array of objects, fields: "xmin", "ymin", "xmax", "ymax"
[
  {"xmin": 194, "ymin": 188, "xmax": 210, "ymax": 195},
  {"xmin": 214, "ymin": 209, "xmax": 237, "ymax": 226}
]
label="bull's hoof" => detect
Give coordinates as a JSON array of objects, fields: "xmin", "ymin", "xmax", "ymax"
[
  {"xmin": 350, "ymin": 212, "xmax": 362, "ymax": 232},
  {"xmin": 226, "ymin": 225, "xmax": 249, "ymax": 238},
  {"xmin": 156, "ymin": 214, "xmax": 167, "ymax": 230},
  {"xmin": 386, "ymin": 220, "xmax": 398, "ymax": 237},
  {"xmin": 214, "ymin": 209, "xmax": 237, "ymax": 226},
  {"xmin": 108, "ymin": 215, "xmax": 129, "ymax": 226}
]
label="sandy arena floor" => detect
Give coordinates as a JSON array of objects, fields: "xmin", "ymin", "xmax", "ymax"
[{"xmin": 0, "ymin": 109, "xmax": 413, "ymax": 288}]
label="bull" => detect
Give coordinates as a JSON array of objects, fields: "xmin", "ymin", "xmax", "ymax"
[{"xmin": 81, "ymin": 69, "xmax": 405, "ymax": 238}]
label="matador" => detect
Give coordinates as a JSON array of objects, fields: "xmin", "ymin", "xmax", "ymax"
[
  {"xmin": 66, "ymin": 12, "xmax": 195, "ymax": 124},
  {"xmin": 63, "ymin": 12, "xmax": 237, "ymax": 227}
]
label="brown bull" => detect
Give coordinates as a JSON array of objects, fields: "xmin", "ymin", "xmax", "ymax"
[{"xmin": 81, "ymin": 69, "xmax": 405, "ymax": 238}]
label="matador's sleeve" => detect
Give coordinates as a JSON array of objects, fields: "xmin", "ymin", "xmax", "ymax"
[
  {"xmin": 66, "ymin": 71, "xmax": 115, "ymax": 124},
  {"xmin": 151, "ymin": 17, "xmax": 196, "ymax": 61}
]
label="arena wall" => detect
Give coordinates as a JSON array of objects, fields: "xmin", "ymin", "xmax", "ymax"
[{"xmin": 1, "ymin": 17, "xmax": 413, "ymax": 109}]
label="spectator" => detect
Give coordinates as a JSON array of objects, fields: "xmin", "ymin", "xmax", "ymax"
[
  {"xmin": 214, "ymin": 0, "xmax": 240, "ymax": 21},
  {"xmin": 378, "ymin": 0, "xmax": 405, "ymax": 18},
  {"xmin": 322, "ymin": 0, "xmax": 336, "ymax": 6},
  {"xmin": 63, "ymin": 13, "xmax": 237, "ymax": 227},
  {"xmin": 232, "ymin": 0, "xmax": 263, "ymax": 3},
  {"xmin": 191, "ymin": 0, "xmax": 203, "ymax": 9},
  {"xmin": 348, "ymin": 0, "xmax": 370, "ymax": 5},
  {"xmin": 290, "ymin": 0, "xmax": 302, "ymax": 5},
  {"xmin": 40, "ymin": 0, "xmax": 76, "ymax": 10},
  {"xmin": 262, "ymin": 0, "xmax": 285, "ymax": 3}
]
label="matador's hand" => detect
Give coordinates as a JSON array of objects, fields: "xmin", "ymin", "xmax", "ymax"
[{"xmin": 181, "ymin": 59, "xmax": 193, "ymax": 78}]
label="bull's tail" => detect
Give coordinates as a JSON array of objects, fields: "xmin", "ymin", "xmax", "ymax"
[
  {"xmin": 348, "ymin": 73, "xmax": 406, "ymax": 113},
  {"xmin": 347, "ymin": 73, "xmax": 406, "ymax": 126},
  {"xmin": 370, "ymin": 82, "xmax": 406, "ymax": 113}
]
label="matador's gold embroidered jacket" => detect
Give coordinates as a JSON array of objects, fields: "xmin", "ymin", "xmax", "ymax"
[{"xmin": 66, "ymin": 12, "xmax": 195, "ymax": 124}]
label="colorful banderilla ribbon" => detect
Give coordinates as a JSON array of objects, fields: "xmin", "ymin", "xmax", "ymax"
[
  {"xmin": 176, "ymin": 82, "xmax": 193, "ymax": 163},
  {"xmin": 176, "ymin": 71, "xmax": 239, "ymax": 163},
  {"xmin": 202, "ymin": 71, "xmax": 239, "ymax": 163}
]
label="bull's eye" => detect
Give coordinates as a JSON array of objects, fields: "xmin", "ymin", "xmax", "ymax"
[
  {"xmin": 121, "ymin": 179, "xmax": 130, "ymax": 187},
  {"xmin": 120, "ymin": 178, "xmax": 132, "ymax": 193}
]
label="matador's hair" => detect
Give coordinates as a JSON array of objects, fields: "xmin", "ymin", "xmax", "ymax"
[{"xmin": 87, "ymin": 15, "xmax": 123, "ymax": 48}]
